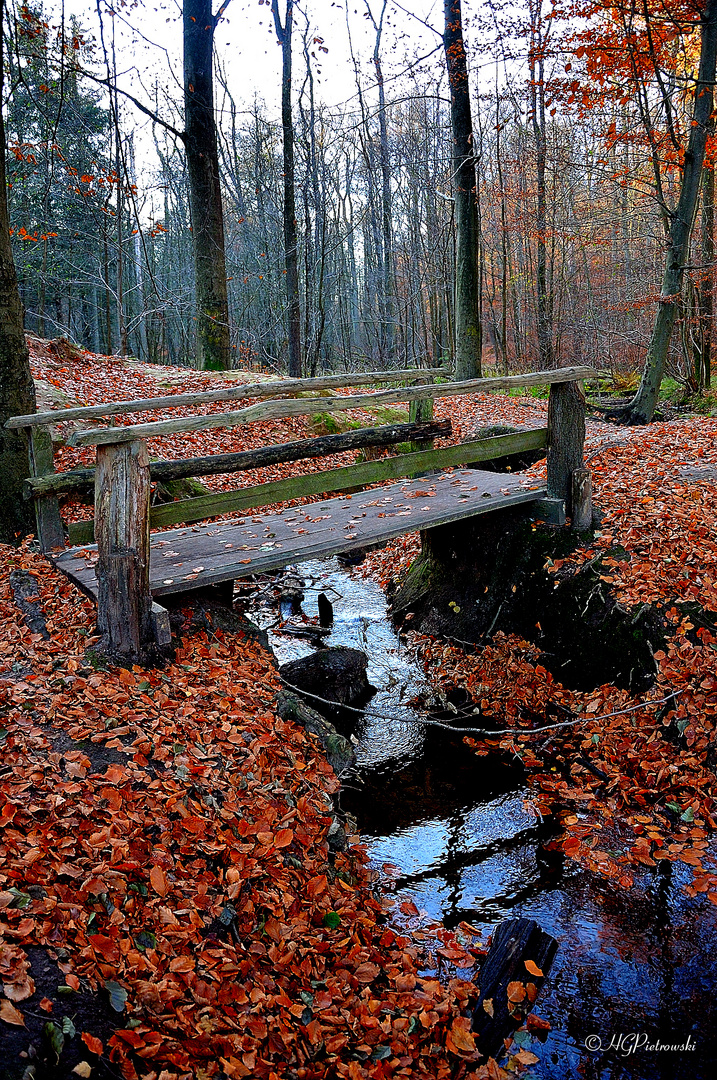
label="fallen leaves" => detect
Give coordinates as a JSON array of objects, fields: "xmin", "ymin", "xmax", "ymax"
[
  {"xmin": 0, "ymin": 533, "xmax": 487, "ymax": 1077},
  {"xmin": 0, "ymin": 999, "xmax": 25, "ymax": 1026}
]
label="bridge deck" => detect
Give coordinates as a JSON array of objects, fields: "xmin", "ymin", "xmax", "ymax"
[{"xmin": 53, "ymin": 469, "xmax": 547, "ymax": 601}]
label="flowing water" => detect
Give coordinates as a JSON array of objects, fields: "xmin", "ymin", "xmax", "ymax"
[{"xmin": 243, "ymin": 558, "xmax": 717, "ymax": 1080}]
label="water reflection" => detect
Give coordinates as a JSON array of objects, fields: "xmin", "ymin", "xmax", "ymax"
[{"xmin": 245, "ymin": 557, "xmax": 717, "ymax": 1078}]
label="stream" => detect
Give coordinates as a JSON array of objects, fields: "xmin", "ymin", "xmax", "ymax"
[{"xmin": 241, "ymin": 557, "xmax": 717, "ymax": 1079}]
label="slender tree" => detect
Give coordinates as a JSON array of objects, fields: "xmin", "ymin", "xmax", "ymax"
[
  {"xmin": 271, "ymin": 0, "xmax": 302, "ymax": 376},
  {"xmin": 183, "ymin": 0, "xmax": 231, "ymax": 370},
  {"xmin": 0, "ymin": 0, "xmax": 37, "ymax": 542},
  {"xmin": 443, "ymin": 0, "xmax": 481, "ymax": 378}
]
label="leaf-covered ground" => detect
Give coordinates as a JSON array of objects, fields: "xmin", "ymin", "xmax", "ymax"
[{"xmin": 3, "ymin": 341, "xmax": 716, "ymax": 1077}]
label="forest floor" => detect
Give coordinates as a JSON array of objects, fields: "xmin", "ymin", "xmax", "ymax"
[{"xmin": 2, "ymin": 338, "xmax": 717, "ymax": 1079}]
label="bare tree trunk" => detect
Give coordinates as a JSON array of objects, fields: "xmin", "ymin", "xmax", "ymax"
[
  {"xmin": 183, "ymin": 0, "xmax": 231, "ymax": 370},
  {"xmin": 444, "ymin": 0, "xmax": 481, "ymax": 378},
  {"xmin": 529, "ymin": 3, "xmax": 553, "ymax": 368},
  {"xmin": 622, "ymin": 0, "xmax": 717, "ymax": 423},
  {"xmin": 697, "ymin": 152, "xmax": 714, "ymax": 389},
  {"xmin": 272, "ymin": 0, "xmax": 302, "ymax": 377},
  {"xmin": 367, "ymin": 0, "xmax": 395, "ymax": 362},
  {"xmin": 0, "ymin": 13, "xmax": 37, "ymax": 542}
]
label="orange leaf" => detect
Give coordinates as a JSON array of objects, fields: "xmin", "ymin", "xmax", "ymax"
[
  {"xmin": 524, "ymin": 959, "xmax": 544, "ymax": 978},
  {"xmin": 149, "ymin": 865, "xmax": 168, "ymax": 896},
  {"xmin": 354, "ymin": 962, "xmax": 380, "ymax": 983},
  {"xmin": 526, "ymin": 1014, "xmax": 551, "ymax": 1035},
  {"xmin": 507, "ymin": 980, "xmax": 526, "ymax": 1003},
  {"xmin": 81, "ymin": 1031, "xmax": 104, "ymax": 1055},
  {"xmin": 274, "ymin": 828, "xmax": 293, "ymax": 848},
  {"xmin": 446, "ymin": 1016, "xmax": 476, "ymax": 1055},
  {"xmin": 0, "ymin": 999, "xmax": 25, "ymax": 1026},
  {"xmin": 482, "ymin": 997, "xmax": 494, "ymax": 1017},
  {"xmin": 169, "ymin": 955, "xmax": 195, "ymax": 973},
  {"xmin": 66, "ymin": 973, "xmax": 81, "ymax": 991}
]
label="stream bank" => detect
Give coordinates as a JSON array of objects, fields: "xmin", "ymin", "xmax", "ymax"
[{"xmin": 239, "ymin": 556, "xmax": 717, "ymax": 1079}]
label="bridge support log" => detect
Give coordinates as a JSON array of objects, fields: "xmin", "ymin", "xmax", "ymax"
[
  {"xmin": 95, "ymin": 438, "xmax": 153, "ymax": 663},
  {"xmin": 547, "ymin": 381, "xmax": 585, "ymax": 517}
]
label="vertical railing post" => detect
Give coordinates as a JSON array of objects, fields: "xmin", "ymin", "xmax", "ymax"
[
  {"xmin": 95, "ymin": 438, "xmax": 152, "ymax": 661},
  {"xmin": 547, "ymin": 379, "xmax": 590, "ymax": 525},
  {"xmin": 409, "ymin": 374, "xmax": 435, "ymax": 452},
  {"xmin": 25, "ymin": 424, "xmax": 64, "ymax": 552}
]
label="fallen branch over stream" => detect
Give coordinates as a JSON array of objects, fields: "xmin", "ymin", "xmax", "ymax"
[{"xmin": 278, "ymin": 676, "xmax": 685, "ymax": 737}]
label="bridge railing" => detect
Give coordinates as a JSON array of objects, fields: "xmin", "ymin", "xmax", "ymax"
[{"xmin": 7, "ymin": 364, "xmax": 595, "ymax": 659}]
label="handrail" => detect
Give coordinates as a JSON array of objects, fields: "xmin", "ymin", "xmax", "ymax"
[
  {"xmin": 66, "ymin": 367, "xmax": 595, "ymax": 448},
  {"xmin": 5, "ymin": 366, "xmax": 452, "ymax": 429}
]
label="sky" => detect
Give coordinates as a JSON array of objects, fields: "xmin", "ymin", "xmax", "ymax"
[{"xmin": 66, "ymin": 0, "xmax": 452, "ymax": 129}]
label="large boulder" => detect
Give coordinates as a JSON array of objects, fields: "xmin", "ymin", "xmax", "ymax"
[{"xmin": 279, "ymin": 647, "xmax": 374, "ymax": 709}]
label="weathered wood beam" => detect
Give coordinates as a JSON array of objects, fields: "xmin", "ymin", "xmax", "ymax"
[
  {"xmin": 67, "ymin": 428, "xmax": 548, "ymax": 545},
  {"xmin": 546, "ymin": 380, "xmax": 586, "ymax": 514},
  {"xmin": 67, "ymin": 368, "xmax": 596, "ymax": 448},
  {"xmin": 5, "ymin": 367, "xmax": 452, "ymax": 429},
  {"xmin": 95, "ymin": 439, "xmax": 152, "ymax": 662},
  {"xmin": 25, "ymin": 420, "xmax": 452, "ymax": 498}
]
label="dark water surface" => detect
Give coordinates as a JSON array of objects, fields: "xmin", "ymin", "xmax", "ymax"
[{"xmin": 246, "ymin": 558, "xmax": 717, "ymax": 1079}]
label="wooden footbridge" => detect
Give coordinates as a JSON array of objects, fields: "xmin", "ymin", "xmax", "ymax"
[{"xmin": 8, "ymin": 365, "xmax": 594, "ymax": 661}]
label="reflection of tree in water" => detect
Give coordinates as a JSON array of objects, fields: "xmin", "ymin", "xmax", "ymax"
[{"xmin": 536, "ymin": 862, "xmax": 715, "ymax": 1080}]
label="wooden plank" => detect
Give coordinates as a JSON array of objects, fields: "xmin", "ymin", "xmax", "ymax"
[
  {"xmin": 547, "ymin": 380, "xmax": 586, "ymax": 513},
  {"xmin": 66, "ymin": 368, "xmax": 596, "ymax": 447},
  {"xmin": 25, "ymin": 419, "xmax": 452, "ymax": 497},
  {"xmin": 26, "ymin": 426, "xmax": 64, "ymax": 552},
  {"xmin": 54, "ymin": 470, "xmax": 548, "ymax": 600},
  {"xmin": 6, "ymin": 367, "xmax": 451, "ymax": 429},
  {"xmin": 95, "ymin": 439, "xmax": 152, "ymax": 662},
  {"xmin": 66, "ymin": 429, "xmax": 548, "ymax": 545}
]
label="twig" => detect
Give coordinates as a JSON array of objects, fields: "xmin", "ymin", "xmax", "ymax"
[{"xmin": 278, "ymin": 678, "xmax": 686, "ymax": 738}]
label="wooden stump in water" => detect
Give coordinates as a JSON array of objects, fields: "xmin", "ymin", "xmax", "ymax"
[{"xmin": 472, "ymin": 917, "xmax": 558, "ymax": 1059}]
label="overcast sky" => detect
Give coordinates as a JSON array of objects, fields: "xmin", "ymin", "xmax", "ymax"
[{"xmin": 65, "ymin": 0, "xmax": 454, "ymax": 127}]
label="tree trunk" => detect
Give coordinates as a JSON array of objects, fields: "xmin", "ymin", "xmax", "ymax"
[
  {"xmin": 183, "ymin": 0, "xmax": 231, "ymax": 371},
  {"xmin": 272, "ymin": 0, "xmax": 302, "ymax": 377},
  {"xmin": 369, "ymin": 0, "xmax": 395, "ymax": 362},
  {"xmin": 529, "ymin": 9, "xmax": 553, "ymax": 368},
  {"xmin": 623, "ymin": 0, "xmax": 717, "ymax": 423},
  {"xmin": 0, "ymin": 22, "xmax": 36, "ymax": 544},
  {"xmin": 697, "ymin": 153, "xmax": 714, "ymax": 389},
  {"xmin": 444, "ymin": 0, "xmax": 481, "ymax": 379}
]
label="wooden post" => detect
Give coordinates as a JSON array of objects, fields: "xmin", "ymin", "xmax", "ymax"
[
  {"xmin": 26, "ymin": 425, "xmax": 64, "ymax": 551},
  {"xmin": 571, "ymin": 468, "xmax": 593, "ymax": 530},
  {"xmin": 472, "ymin": 917, "xmax": 558, "ymax": 1058},
  {"xmin": 409, "ymin": 376, "xmax": 435, "ymax": 452},
  {"xmin": 546, "ymin": 380, "xmax": 585, "ymax": 518},
  {"xmin": 95, "ymin": 439, "xmax": 152, "ymax": 662}
]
